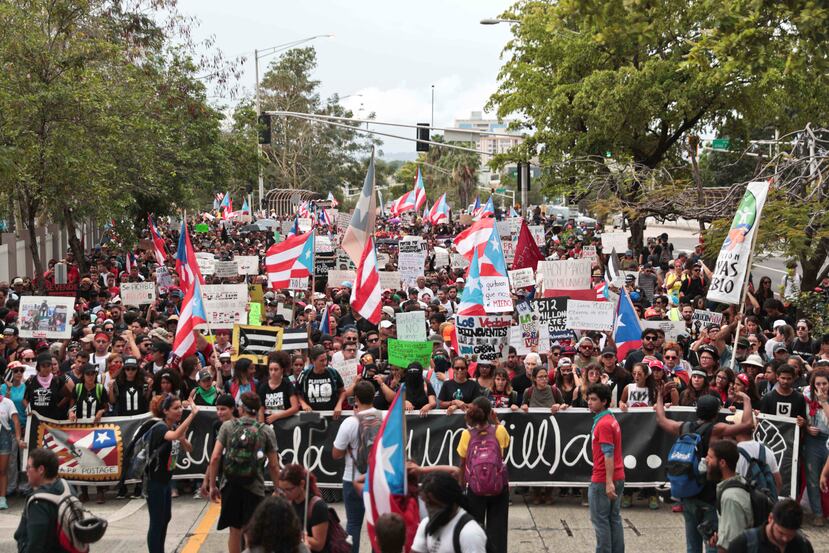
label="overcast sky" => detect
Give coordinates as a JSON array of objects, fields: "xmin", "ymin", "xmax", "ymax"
[{"xmin": 178, "ymin": 0, "xmax": 514, "ymax": 156}]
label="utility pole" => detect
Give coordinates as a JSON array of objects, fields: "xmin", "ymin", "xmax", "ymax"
[
  {"xmin": 431, "ymin": 85, "xmax": 435, "ymax": 128},
  {"xmin": 255, "ymin": 49, "xmax": 264, "ymax": 214}
]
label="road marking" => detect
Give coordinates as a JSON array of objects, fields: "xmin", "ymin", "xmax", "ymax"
[
  {"xmin": 106, "ymin": 498, "xmax": 146, "ymax": 523},
  {"xmin": 180, "ymin": 501, "xmax": 221, "ymax": 553},
  {"xmin": 754, "ymin": 264, "xmax": 787, "ymax": 275}
]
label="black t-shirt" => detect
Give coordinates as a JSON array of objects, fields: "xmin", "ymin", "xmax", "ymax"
[
  {"xmin": 789, "ymin": 339, "xmax": 819, "ymax": 364},
  {"xmin": 437, "ymin": 379, "xmax": 482, "ymax": 405},
  {"xmin": 758, "ymin": 389, "xmax": 808, "ymax": 419},
  {"xmin": 258, "ymin": 379, "xmax": 296, "ymax": 413},
  {"xmin": 297, "ymin": 368, "xmax": 344, "ymax": 411},
  {"xmin": 25, "ymin": 375, "xmax": 68, "ymax": 420},
  {"xmin": 114, "ymin": 380, "xmax": 149, "ymax": 415},
  {"xmin": 147, "ymin": 422, "xmax": 178, "ymax": 483},
  {"xmin": 511, "ymin": 373, "xmax": 532, "ymax": 404},
  {"xmin": 726, "ymin": 527, "xmax": 814, "ymax": 553},
  {"xmin": 73, "ymin": 384, "xmax": 108, "ymax": 419},
  {"xmin": 292, "ymin": 497, "xmax": 330, "ymax": 553}
]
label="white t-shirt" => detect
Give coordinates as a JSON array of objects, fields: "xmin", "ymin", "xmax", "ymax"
[
  {"xmin": 411, "ymin": 509, "xmax": 488, "ymax": 553},
  {"xmin": 330, "ymin": 349, "xmax": 364, "ymax": 367},
  {"xmin": 0, "ymin": 396, "xmax": 18, "ymax": 431},
  {"xmin": 736, "ymin": 441, "xmax": 780, "ymax": 478},
  {"xmin": 89, "ymin": 352, "xmax": 110, "ymax": 374},
  {"xmin": 332, "ymin": 408, "xmax": 382, "ymax": 482}
]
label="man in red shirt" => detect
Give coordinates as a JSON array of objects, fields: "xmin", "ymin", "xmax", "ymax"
[{"xmin": 588, "ymin": 383, "xmax": 625, "ymax": 553}]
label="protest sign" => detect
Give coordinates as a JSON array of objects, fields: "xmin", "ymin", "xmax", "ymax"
[
  {"xmin": 156, "ymin": 267, "xmax": 173, "ymax": 293},
  {"xmin": 455, "ymin": 315, "xmax": 512, "ymax": 362},
  {"xmin": 376, "ymin": 252, "xmax": 391, "ymax": 267},
  {"xmin": 315, "ymin": 235, "xmax": 334, "ymax": 254},
  {"xmin": 336, "ymin": 212, "xmax": 352, "ymax": 234},
  {"xmin": 538, "ymin": 259, "xmax": 592, "ymax": 291},
  {"xmin": 533, "ymin": 297, "xmax": 571, "ymax": 341},
  {"xmin": 331, "ymin": 358, "xmax": 359, "ymax": 389},
  {"xmin": 508, "ymin": 267, "xmax": 535, "ymax": 289},
  {"xmin": 601, "ymin": 232, "xmax": 629, "ymax": 252},
  {"xmin": 281, "ymin": 220, "xmax": 294, "ymax": 236},
  {"xmin": 276, "ymin": 302, "xmax": 294, "ymax": 324},
  {"xmin": 481, "ymin": 275, "xmax": 513, "ymax": 312},
  {"xmin": 195, "ymin": 252, "xmax": 215, "ymax": 275},
  {"xmin": 194, "ymin": 223, "xmax": 210, "ymax": 233},
  {"xmin": 213, "ymin": 260, "xmax": 238, "ymax": 279},
  {"xmin": 247, "ymin": 283, "xmax": 264, "ymax": 306},
  {"xmin": 44, "ymin": 282, "xmax": 78, "ymax": 297},
  {"xmin": 235, "ymin": 256, "xmax": 260, "ymax": 275},
  {"xmin": 566, "ymin": 300, "xmax": 615, "ymax": 331},
  {"xmin": 451, "ymin": 253, "xmax": 469, "ymax": 270},
  {"xmin": 327, "ymin": 270, "xmax": 356, "ymax": 288},
  {"xmin": 510, "ymin": 326, "xmax": 530, "ymax": 356},
  {"xmin": 496, "ymin": 220, "xmax": 512, "ymax": 238},
  {"xmin": 315, "ymin": 255, "xmax": 336, "ymax": 280},
  {"xmin": 516, "ymin": 301, "xmax": 539, "ymax": 352},
  {"xmin": 502, "ymin": 236, "xmax": 515, "ymax": 265},
  {"xmin": 692, "ymin": 309, "xmax": 723, "ymax": 327},
  {"xmin": 396, "ymin": 311, "xmax": 426, "ymax": 342},
  {"xmin": 398, "ymin": 250, "xmax": 426, "ymax": 288},
  {"xmin": 247, "ymin": 302, "xmax": 262, "ymax": 326},
  {"xmin": 17, "ymin": 296, "xmax": 74, "ymax": 339},
  {"xmin": 507, "ymin": 217, "xmax": 523, "ymax": 236},
  {"xmin": 388, "ymin": 339, "xmax": 432, "ymax": 368},
  {"xmin": 120, "ymin": 282, "xmax": 155, "ymax": 306},
  {"xmin": 642, "ymin": 320, "xmax": 688, "ymax": 341},
  {"xmin": 232, "ymin": 324, "xmax": 283, "ymax": 365},
  {"xmin": 298, "ymin": 217, "xmax": 313, "ymax": 232},
  {"xmin": 433, "ymin": 247, "xmax": 450, "ymax": 269},
  {"xmin": 399, "ymin": 236, "xmax": 426, "ymax": 253},
  {"xmin": 459, "ymin": 213, "xmax": 472, "ymax": 226},
  {"xmin": 335, "ymin": 249, "xmax": 356, "ymax": 270},
  {"xmin": 529, "ymin": 225, "xmax": 545, "ymax": 247},
  {"xmin": 378, "ymin": 271, "xmax": 401, "ymax": 291},
  {"xmin": 201, "ymin": 284, "xmax": 248, "ymax": 329},
  {"xmin": 582, "ymin": 245, "xmax": 598, "ymax": 263}
]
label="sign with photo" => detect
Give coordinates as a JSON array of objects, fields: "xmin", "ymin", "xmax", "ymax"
[
  {"xmin": 17, "ymin": 296, "xmax": 74, "ymax": 339},
  {"xmin": 200, "ymin": 284, "xmax": 248, "ymax": 330}
]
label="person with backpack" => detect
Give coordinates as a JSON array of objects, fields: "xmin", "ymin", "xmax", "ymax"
[
  {"xmin": 411, "ymin": 471, "xmax": 488, "ymax": 553},
  {"xmin": 145, "ymin": 393, "xmax": 199, "ymax": 553},
  {"xmin": 726, "ymin": 498, "xmax": 814, "ymax": 553},
  {"xmin": 587, "ymin": 383, "xmax": 625, "ymax": 553},
  {"xmin": 457, "ymin": 396, "xmax": 509, "ymax": 553},
  {"xmin": 332, "ymin": 380, "xmax": 381, "ymax": 553},
  {"xmin": 705, "ymin": 440, "xmax": 756, "ymax": 552},
  {"xmin": 655, "ymin": 386, "xmax": 755, "ymax": 553},
  {"xmin": 69, "ymin": 363, "xmax": 110, "ymax": 505},
  {"xmin": 205, "ymin": 391, "xmax": 280, "ymax": 553},
  {"xmin": 731, "ymin": 421, "xmax": 782, "ymax": 505}
]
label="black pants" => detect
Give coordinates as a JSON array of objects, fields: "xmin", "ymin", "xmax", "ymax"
[
  {"xmin": 466, "ymin": 487, "xmax": 509, "ymax": 553},
  {"xmin": 147, "ymin": 480, "xmax": 172, "ymax": 553}
]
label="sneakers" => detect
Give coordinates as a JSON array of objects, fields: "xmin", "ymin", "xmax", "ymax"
[
  {"xmin": 649, "ymin": 496, "xmax": 659, "ymax": 510},
  {"xmin": 672, "ymin": 503, "xmax": 684, "ymax": 513},
  {"xmin": 133, "ymin": 484, "xmax": 143, "ymax": 498},
  {"xmin": 0, "ymin": 497, "xmax": 7, "ymax": 510},
  {"xmin": 812, "ymin": 514, "xmax": 826, "ymax": 527},
  {"xmin": 96, "ymin": 489, "xmax": 106, "ymax": 504},
  {"xmin": 621, "ymin": 495, "xmax": 632, "ymax": 508}
]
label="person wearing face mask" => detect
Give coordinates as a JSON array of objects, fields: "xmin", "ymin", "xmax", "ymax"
[{"xmin": 411, "ymin": 471, "xmax": 488, "ymax": 553}]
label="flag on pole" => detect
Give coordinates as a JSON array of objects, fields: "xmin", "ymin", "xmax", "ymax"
[
  {"xmin": 296, "ymin": 201, "xmax": 311, "ymax": 219},
  {"xmin": 174, "ymin": 217, "xmax": 204, "ymax": 290},
  {"xmin": 350, "ymin": 238, "xmax": 382, "ymax": 324},
  {"xmin": 613, "ymin": 287, "xmax": 643, "ymax": 362},
  {"xmin": 318, "ymin": 304, "xmax": 331, "ymax": 335},
  {"xmin": 364, "ymin": 385, "xmax": 420, "ymax": 553},
  {"xmin": 342, "ymin": 150, "xmax": 378, "ymax": 266},
  {"xmin": 148, "ymin": 215, "xmax": 168, "ymax": 266},
  {"xmin": 470, "ymin": 196, "xmax": 481, "ymax": 216},
  {"xmin": 265, "ymin": 230, "xmax": 315, "ymax": 290},
  {"xmin": 125, "ymin": 252, "xmax": 136, "ymax": 274},
  {"xmin": 286, "ymin": 217, "xmax": 300, "ymax": 238},
  {"xmin": 476, "ymin": 196, "xmax": 495, "ymax": 219},
  {"xmin": 422, "ymin": 200, "xmax": 429, "ymax": 220},
  {"xmin": 412, "ymin": 167, "xmax": 426, "ymax": 211},
  {"xmin": 512, "ymin": 219, "xmax": 545, "ymax": 271},
  {"xmin": 707, "ymin": 181, "xmax": 770, "ymax": 305},
  {"xmin": 453, "ymin": 218, "xmax": 495, "ymax": 260},
  {"xmin": 172, "ymin": 278, "xmax": 208, "ymax": 359},
  {"xmin": 509, "ymin": 206, "xmax": 519, "ymax": 218},
  {"xmin": 426, "ymin": 193, "xmax": 450, "ymax": 225},
  {"xmin": 457, "ymin": 246, "xmax": 487, "ymax": 316},
  {"xmin": 390, "ymin": 191, "xmax": 415, "ymax": 216},
  {"xmin": 241, "ymin": 198, "xmax": 250, "ymax": 214},
  {"xmin": 327, "ymin": 191, "xmax": 339, "ymax": 208}
]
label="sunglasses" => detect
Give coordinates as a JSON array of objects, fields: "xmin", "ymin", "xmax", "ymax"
[
  {"xmin": 22, "ymin": 357, "xmax": 35, "ymax": 362},
  {"xmin": 453, "ymin": 366, "xmax": 467, "ymax": 371},
  {"xmin": 367, "ymin": 337, "xmax": 380, "ymax": 343},
  {"xmin": 642, "ymin": 336, "xmax": 657, "ymax": 341},
  {"xmin": 12, "ymin": 368, "xmax": 25, "ymax": 373},
  {"xmin": 125, "ymin": 367, "xmax": 138, "ymax": 371},
  {"xmin": 663, "ymin": 355, "xmax": 678, "ymax": 360}
]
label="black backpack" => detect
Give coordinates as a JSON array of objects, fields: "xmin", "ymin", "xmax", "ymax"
[
  {"xmin": 452, "ymin": 513, "xmax": 494, "ymax": 553},
  {"xmin": 716, "ymin": 479, "xmax": 774, "ymax": 528},
  {"xmin": 737, "ymin": 444, "xmax": 778, "ymax": 503}
]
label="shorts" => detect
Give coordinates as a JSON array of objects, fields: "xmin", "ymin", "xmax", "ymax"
[
  {"xmin": 217, "ymin": 484, "xmax": 264, "ymax": 530},
  {"xmin": 0, "ymin": 426, "xmax": 11, "ymax": 455}
]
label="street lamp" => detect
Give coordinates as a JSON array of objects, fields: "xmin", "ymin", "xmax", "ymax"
[
  {"xmin": 255, "ymin": 34, "xmax": 334, "ymax": 212},
  {"xmin": 480, "ymin": 18, "xmax": 519, "ymax": 25}
]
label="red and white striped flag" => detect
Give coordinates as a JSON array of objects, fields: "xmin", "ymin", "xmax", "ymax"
[
  {"xmin": 148, "ymin": 215, "xmax": 168, "ymax": 266},
  {"xmin": 350, "ymin": 237, "xmax": 382, "ymax": 324},
  {"xmin": 172, "ymin": 278, "xmax": 208, "ymax": 359},
  {"xmin": 265, "ymin": 230, "xmax": 315, "ymax": 290},
  {"xmin": 453, "ymin": 218, "xmax": 495, "ymax": 260}
]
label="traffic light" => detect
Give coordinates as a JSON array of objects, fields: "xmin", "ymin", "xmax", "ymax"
[
  {"xmin": 416, "ymin": 122, "xmax": 430, "ymax": 152},
  {"xmin": 258, "ymin": 114, "xmax": 271, "ymax": 145},
  {"xmin": 517, "ymin": 162, "xmax": 531, "ymax": 192}
]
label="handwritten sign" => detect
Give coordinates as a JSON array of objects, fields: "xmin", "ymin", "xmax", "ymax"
[
  {"xmin": 120, "ymin": 282, "xmax": 155, "ymax": 306},
  {"xmin": 327, "ymin": 270, "xmax": 356, "ymax": 287},
  {"xmin": 396, "ymin": 311, "xmax": 426, "ymax": 342},
  {"xmin": 398, "ymin": 250, "xmax": 426, "ymax": 289},
  {"xmin": 481, "ymin": 276, "xmax": 513, "ymax": 313},
  {"xmin": 642, "ymin": 320, "xmax": 688, "ymax": 341},
  {"xmin": 336, "ymin": 212, "xmax": 352, "ymax": 234},
  {"xmin": 156, "ymin": 267, "xmax": 173, "ymax": 293},
  {"xmin": 247, "ymin": 302, "xmax": 262, "ymax": 326},
  {"xmin": 195, "ymin": 252, "xmax": 216, "ymax": 275},
  {"xmin": 388, "ymin": 339, "xmax": 433, "ymax": 369},
  {"xmin": 451, "ymin": 253, "xmax": 469, "ymax": 270},
  {"xmin": 332, "ymin": 358, "xmax": 359, "ymax": 389},
  {"xmin": 201, "ymin": 284, "xmax": 248, "ymax": 329},
  {"xmin": 601, "ymin": 232, "xmax": 629, "ymax": 252},
  {"xmin": 508, "ymin": 267, "xmax": 535, "ymax": 289},
  {"xmin": 213, "ymin": 260, "xmax": 238, "ymax": 279},
  {"xmin": 692, "ymin": 309, "xmax": 723, "ymax": 327},
  {"xmin": 533, "ymin": 297, "xmax": 571, "ymax": 341},
  {"xmin": 378, "ymin": 271, "xmax": 401, "ymax": 291},
  {"xmin": 529, "ymin": 225, "xmax": 545, "ymax": 247},
  {"xmin": 582, "ymin": 245, "xmax": 598, "ymax": 263},
  {"xmin": 566, "ymin": 300, "xmax": 615, "ymax": 331},
  {"xmin": 315, "ymin": 235, "xmax": 334, "ymax": 254},
  {"xmin": 433, "ymin": 247, "xmax": 450, "ymax": 269},
  {"xmin": 455, "ymin": 315, "xmax": 512, "ymax": 362},
  {"xmin": 235, "ymin": 256, "xmax": 260, "ymax": 275},
  {"xmin": 538, "ymin": 259, "xmax": 592, "ymax": 291},
  {"xmin": 298, "ymin": 217, "xmax": 313, "ymax": 232}
]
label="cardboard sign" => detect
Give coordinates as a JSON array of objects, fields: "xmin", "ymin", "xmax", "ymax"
[
  {"xmin": 388, "ymin": 339, "xmax": 433, "ymax": 369},
  {"xmin": 538, "ymin": 259, "xmax": 592, "ymax": 291},
  {"xmin": 481, "ymin": 275, "xmax": 513, "ymax": 312},
  {"xmin": 17, "ymin": 296, "xmax": 74, "ymax": 340},
  {"xmin": 378, "ymin": 271, "xmax": 401, "ymax": 291},
  {"xmin": 156, "ymin": 267, "xmax": 173, "ymax": 293},
  {"xmin": 451, "ymin": 253, "xmax": 469, "ymax": 270},
  {"xmin": 508, "ymin": 268, "xmax": 535, "ymax": 289},
  {"xmin": 332, "ymin": 358, "xmax": 359, "ymax": 389},
  {"xmin": 399, "ymin": 236, "xmax": 426, "ymax": 253},
  {"xmin": 455, "ymin": 315, "xmax": 512, "ymax": 362},
  {"xmin": 692, "ymin": 309, "xmax": 723, "ymax": 327},
  {"xmin": 566, "ymin": 300, "xmax": 615, "ymax": 331},
  {"xmin": 533, "ymin": 297, "xmax": 571, "ymax": 342},
  {"xmin": 235, "ymin": 256, "xmax": 260, "ymax": 275},
  {"xmin": 195, "ymin": 252, "xmax": 216, "ymax": 275},
  {"xmin": 529, "ymin": 225, "xmax": 545, "ymax": 247},
  {"xmin": 213, "ymin": 260, "xmax": 238, "ymax": 279},
  {"xmin": 582, "ymin": 245, "xmax": 598, "ymax": 262},
  {"xmin": 120, "ymin": 282, "xmax": 156, "ymax": 306},
  {"xmin": 601, "ymin": 232, "xmax": 629, "ymax": 252},
  {"xmin": 201, "ymin": 284, "xmax": 248, "ymax": 329},
  {"xmin": 327, "ymin": 270, "xmax": 356, "ymax": 287},
  {"xmin": 396, "ymin": 311, "xmax": 426, "ymax": 342}
]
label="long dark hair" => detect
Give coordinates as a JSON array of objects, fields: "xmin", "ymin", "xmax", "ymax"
[
  {"xmin": 279, "ymin": 464, "xmax": 320, "ymax": 499},
  {"xmin": 244, "ymin": 496, "xmax": 304, "ymax": 553},
  {"xmin": 420, "ymin": 471, "xmax": 471, "ymax": 536}
]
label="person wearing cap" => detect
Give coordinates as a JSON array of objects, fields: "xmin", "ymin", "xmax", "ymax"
[
  {"xmin": 695, "ymin": 344, "xmax": 720, "ymax": 378},
  {"xmin": 145, "ymin": 341, "xmax": 171, "ymax": 375},
  {"xmin": 23, "ymin": 353, "xmax": 72, "ymax": 421},
  {"xmin": 656, "ymin": 389, "xmax": 754, "ymax": 553},
  {"xmin": 679, "ymin": 262, "xmax": 710, "ymax": 300},
  {"xmin": 189, "ymin": 369, "xmax": 220, "ymax": 406},
  {"xmin": 110, "ymin": 357, "xmax": 150, "ymax": 417},
  {"xmin": 217, "ymin": 350, "xmax": 233, "ymax": 383}
]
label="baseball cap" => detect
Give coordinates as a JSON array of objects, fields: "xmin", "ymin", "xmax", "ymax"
[
  {"xmin": 82, "ymin": 363, "xmax": 98, "ymax": 374},
  {"xmin": 12, "ymin": 277, "xmax": 23, "ymax": 285},
  {"xmin": 773, "ymin": 343, "xmax": 789, "ymax": 353},
  {"xmin": 197, "ymin": 370, "xmax": 212, "ymax": 381},
  {"xmin": 625, "ymin": 274, "xmax": 635, "ymax": 282},
  {"xmin": 698, "ymin": 344, "xmax": 719, "ymax": 359},
  {"xmin": 123, "ymin": 357, "xmax": 139, "ymax": 369},
  {"xmin": 600, "ymin": 347, "xmax": 617, "ymax": 357},
  {"xmin": 379, "ymin": 320, "xmax": 393, "ymax": 329},
  {"xmin": 772, "ymin": 320, "xmax": 787, "ymax": 330},
  {"xmin": 381, "ymin": 306, "xmax": 395, "ymax": 318},
  {"xmin": 455, "ymin": 278, "xmax": 465, "ymax": 284},
  {"xmin": 558, "ymin": 357, "xmax": 572, "ymax": 368},
  {"xmin": 219, "ymin": 351, "xmax": 232, "ymax": 360}
]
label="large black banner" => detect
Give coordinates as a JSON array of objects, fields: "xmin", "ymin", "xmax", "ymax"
[{"xmin": 25, "ymin": 408, "xmax": 799, "ymax": 496}]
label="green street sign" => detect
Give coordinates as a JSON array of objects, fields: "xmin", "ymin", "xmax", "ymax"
[
  {"xmin": 496, "ymin": 187, "xmax": 506, "ymax": 194},
  {"xmin": 712, "ymin": 138, "xmax": 730, "ymax": 150}
]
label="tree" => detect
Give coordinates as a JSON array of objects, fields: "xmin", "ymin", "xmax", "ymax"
[{"xmin": 488, "ymin": 0, "xmax": 829, "ymax": 250}]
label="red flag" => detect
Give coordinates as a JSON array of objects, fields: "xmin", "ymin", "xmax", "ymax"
[{"xmin": 512, "ymin": 220, "xmax": 544, "ymax": 271}]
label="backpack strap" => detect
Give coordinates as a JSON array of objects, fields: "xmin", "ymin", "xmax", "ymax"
[
  {"xmin": 452, "ymin": 513, "xmax": 475, "ymax": 553},
  {"xmin": 745, "ymin": 527, "xmax": 761, "ymax": 553}
]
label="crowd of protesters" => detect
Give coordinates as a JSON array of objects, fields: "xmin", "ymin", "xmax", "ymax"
[{"xmin": 1, "ymin": 204, "xmax": 828, "ymax": 553}]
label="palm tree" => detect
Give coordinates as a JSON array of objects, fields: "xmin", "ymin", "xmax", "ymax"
[{"xmin": 426, "ymin": 137, "xmax": 480, "ymax": 207}]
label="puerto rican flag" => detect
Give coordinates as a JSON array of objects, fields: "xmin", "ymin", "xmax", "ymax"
[
  {"xmin": 42, "ymin": 425, "xmax": 120, "ymax": 474},
  {"xmin": 318, "ymin": 303, "xmax": 331, "ymax": 335},
  {"xmin": 470, "ymin": 196, "xmax": 481, "ymax": 216},
  {"xmin": 364, "ymin": 385, "xmax": 420, "ymax": 553},
  {"xmin": 350, "ymin": 237, "xmax": 382, "ymax": 324},
  {"xmin": 457, "ymin": 245, "xmax": 487, "ymax": 316},
  {"xmin": 286, "ymin": 217, "xmax": 300, "ymax": 238},
  {"xmin": 297, "ymin": 201, "xmax": 311, "ymax": 219},
  {"xmin": 327, "ymin": 191, "xmax": 339, "ymax": 208},
  {"xmin": 318, "ymin": 208, "xmax": 332, "ymax": 228},
  {"xmin": 265, "ymin": 230, "xmax": 315, "ymax": 290},
  {"xmin": 148, "ymin": 215, "xmax": 168, "ymax": 266},
  {"xmin": 509, "ymin": 206, "xmax": 520, "ymax": 218},
  {"xmin": 219, "ymin": 192, "xmax": 232, "ymax": 219},
  {"xmin": 453, "ymin": 217, "xmax": 495, "ymax": 260},
  {"xmin": 241, "ymin": 198, "xmax": 250, "ymax": 214},
  {"xmin": 474, "ymin": 196, "xmax": 495, "ymax": 220},
  {"xmin": 125, "ymin": 251, "xmax": 137, "ymax": 274},
  {"xmin": 390, "ymin": 191, "xmax": 415, "ymax": 216},
  {"xmin": 174, "ymin": 217, "xmax": 204, "ymax": 290},
  {"xmin": 426, "ymin": 193, "xmax": 450, "ymax": 225},
  {"xmin": 172, "ymin": 277, "xmax": 208, "ymax": 359},
  {"xmin": 412, "ymin": 167, "xmax": 426, "ymax": 211},
  {"xmin": 613, "ymin": 287, "xmax": 643, "ymax": 363}
]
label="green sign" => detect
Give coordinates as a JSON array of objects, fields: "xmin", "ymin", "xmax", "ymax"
[
  {"xmin": 194, "ymin": 223, "xmax": 210, "ymax": 233},
  {"xmin": 496, "ymin": 187, "xmax": 506, "ymax": 194},
  {"xmin": 387, "ymin": 339, "xmax": 432, "ymax": 369},
  {"xmin": 712, "ymin": 138, "xmax": 730, "ymax": 150},
  {"xmin": 247, "ymin": 302, "xmax": 262, "ymax": 326}
]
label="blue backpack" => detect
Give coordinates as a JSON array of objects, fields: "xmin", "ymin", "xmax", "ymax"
[{"xmin": 666, "ymin": 421, "xmax": 713, "ymax": 498}]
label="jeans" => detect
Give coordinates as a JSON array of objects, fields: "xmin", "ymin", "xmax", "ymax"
[
  {"xmin": 467, "ymin": 487, "xmax": 510, "ymax": 553},
  {"xmin": 342, "ymin": 480, "xmax": 364, "ymax": 553},
  {"xmin": 681, "ymin": 497, "xmax": 717, "ymax": 553},
  {"xmin": 804, "ymin": 433, "xmax": 829, "ymax": 517},
  {"xmin": 146, "ymin": 479, "xmax": 172, "ymax": 553},
  {"xmin": 588, "ymin": 481, "xmax": 624, "ymax": 553}
]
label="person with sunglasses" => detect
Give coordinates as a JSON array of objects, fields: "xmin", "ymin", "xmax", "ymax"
[
  {"xmin": 110, "ymin": 357, "xmax": 150, "ymax": 416},
  {"xmin": 439, "ymin": 358, "xmax": 483, "ymax": 413},
  {"xmin": 790, "ymin": 319, "xmax": 819, "ymax": 365},
  {"xmin": 623, "ymin": 329, "xmax": 663, "ymax": 372},
  {"xmin": 88, "ymin": 331, "xmax": 110, "ymax": 374}
]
